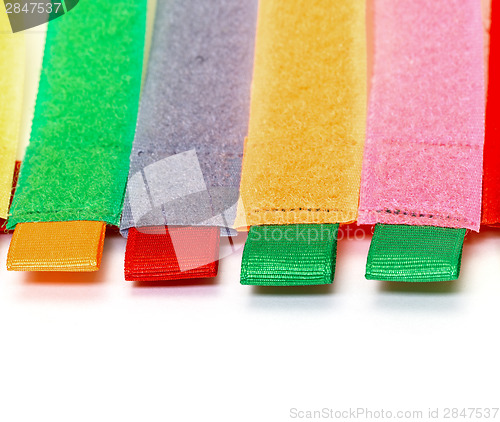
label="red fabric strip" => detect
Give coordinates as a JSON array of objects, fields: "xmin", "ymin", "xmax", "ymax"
[
  {"xmin": 1, "ymin": 161, "xmax": 21, "ymax": 234},
  {"xmin": 125, "ymin": 226, "xmax": 220, "ymax": 281},
  {"xmin": 482, "ymin": 0, "xmax": 500, "ymax": 225}
]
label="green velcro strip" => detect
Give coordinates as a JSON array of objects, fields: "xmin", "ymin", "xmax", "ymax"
[
  {"xmin": 366, "ymin": 224, "xmax": 467, "ymax": 282},
  {"xmin": 7, "ymin": 0, "xmax": 147, "ymax": 229},
  {"xmin": 240, "ymin": 224, "xmax": 339, "ymax": 286}
]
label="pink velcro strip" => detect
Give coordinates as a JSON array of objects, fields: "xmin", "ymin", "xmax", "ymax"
[{"xmin": 358, "ymin": 0, "xmax": 485, "ymax": 232}]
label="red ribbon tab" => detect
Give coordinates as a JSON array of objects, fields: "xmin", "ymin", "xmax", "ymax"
[
  {"xmin": 125, "ymin": 226, "xmax": 220, "ymax": 281},
  {"xmin": 1, "ymin": 161, "xmax": 21, "ymax": 234}
]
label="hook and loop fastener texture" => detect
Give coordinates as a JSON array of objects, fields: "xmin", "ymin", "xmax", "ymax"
[
  {"xmin": 358, "ymin": 0, "xmax": 485, "ymax": 231},
  {"xmin": 0, "ymin": 4, "xmax": 24, "ymax": 219},
  {"xmin": 120, "ymin": 0, "xmax": 257, "ymax": 280},
  {"xmin": 235, "ymin": 0, "xmax": 366, "ymax": 229},
  {"xmin": 358, "ymin": 0, "xmax": 484, "ymax": 281},
  {"xmin": 120, "ymin": 0, "xmax": 257, "ymax": 235},
  {"xmin": 236, "ymin": 0, "xmax": 366, "ymax": 285},
  {"xmin": 6, "ymin": 0, "xmax": 147, "ymax": 271}
]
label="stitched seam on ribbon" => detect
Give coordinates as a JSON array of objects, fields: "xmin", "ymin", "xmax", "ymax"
[
  {"xmin": 360, "ymin": 209, "xmax": 475, "ymax": 224},
  {"xmin": 9, "ymin": 211, "xmax": 120, "ymax": 225},
  {"xmin": 358, "ymin": 0, "xmax": 485, "ymax": 232},
  {"xmin": 377, "ymin": 139, "xmax": 483, "ymax": 149},
  {"xmin": 136, "ymin": 151, "xmax": 244, "ymax": 157},
  {"xmin": 235, "ymin": 0, "xmax": 366, "ymax": 228},
  {"xmin": 253, "ymin": 208, "xmax": 349, "ymax": 213},
  {"xmin": 122, "ymin": 1, "xmax": 256, "ymax": 232}
]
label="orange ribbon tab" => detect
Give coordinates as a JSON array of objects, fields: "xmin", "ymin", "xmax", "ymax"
[{"xmin": 7, "ymin": 221, "xmax": 106, "ymax": 272}]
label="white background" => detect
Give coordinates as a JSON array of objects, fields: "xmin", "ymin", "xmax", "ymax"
[
  {"xmin": 0, "ymin": 1, "xmax": 496, "ymax": 421},
  {"xmin": 0, "ymin": 227, "xmax": 499, "ymax": 422}
]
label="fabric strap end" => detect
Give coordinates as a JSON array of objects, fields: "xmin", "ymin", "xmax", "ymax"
[
  {"xmin": 365, "ymin": 224, "xmax": 466, "ymax": 282},
  {"xmin": 240, "ymin": 224, "xmax": 339, "ymax": 286},
  {"xmin": 124, "ymin": 226, "xmax": 220, "ymax": 282},
  {"xmin": 7, "ymin": 221, "xmax": 106, "ymax": 272}
]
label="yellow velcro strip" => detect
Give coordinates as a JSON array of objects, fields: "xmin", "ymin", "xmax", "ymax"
[
  {"xmin": 235, "ymin": 0, "xmax": 366, "ymax": 229},
  {"xmin": 0, "ymin": 4, "xmax": 25, "ymax": 218}
]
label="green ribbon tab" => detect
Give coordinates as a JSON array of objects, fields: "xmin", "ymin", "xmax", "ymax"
[
  {"xmin": 366, "ymin": 224, "xmax": 466, "ymax": 282},
  {"xmin": 241, "ymin": 224, "xmax": 339, "ymax": 286}
]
